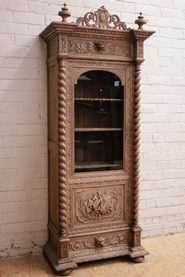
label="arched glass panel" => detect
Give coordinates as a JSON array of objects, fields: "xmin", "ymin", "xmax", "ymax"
[{"xmin": 74, "ymin": 70, "xmax": 124, "ymax": 172}]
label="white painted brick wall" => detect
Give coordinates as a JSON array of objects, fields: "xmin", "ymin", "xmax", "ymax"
[{"xmin": 0, "ymin": 0, "xmax": 185, "ymax": 256}]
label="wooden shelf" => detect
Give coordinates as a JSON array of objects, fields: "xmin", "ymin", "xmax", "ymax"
[
  {"xmin": 75, "ymin": 98, "xmax": 123, "ymax": 101},
  {"xmin": 75, "ymin": 161, "xmax": 122, "ymax": 170},
  {"xmin": 75, "ymin": 128, "xmax": 123, "ymax": 132}
]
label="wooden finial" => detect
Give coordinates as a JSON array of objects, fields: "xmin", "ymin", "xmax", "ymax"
[
  {"xmin": 58, "ymin": 3, "xmax": 71, "ymax": 22},
  {"xmin": 135, "ymin": 13, "xmax": 147, "ymax": 29}
]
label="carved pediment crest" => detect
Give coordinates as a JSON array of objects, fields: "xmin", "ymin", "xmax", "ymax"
[{"xmin": 76, "ymin": 6, "xmax": 129, "ymax": 30}]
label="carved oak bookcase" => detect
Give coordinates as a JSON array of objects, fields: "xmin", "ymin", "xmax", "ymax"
[{"xmin": 40, "ymin": 5, "xmax": 154, "ymax": 276}]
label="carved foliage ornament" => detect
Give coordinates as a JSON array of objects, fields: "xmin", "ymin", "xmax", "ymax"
[
  {"xmin": 68, "ymin": 39, "xmax": 131, "ymax": 57},
  {"xmin": 76, "ymin": 6, "xmax": 129, "ymax": 30},
  {"xmin": 137, "ymin": 39, "xmax": 144, "ymax": 58}
]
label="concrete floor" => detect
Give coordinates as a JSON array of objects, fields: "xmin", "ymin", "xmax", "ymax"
[{"xmin": 0, "ymin": 233, "xmax": 185, "ymax": 277}]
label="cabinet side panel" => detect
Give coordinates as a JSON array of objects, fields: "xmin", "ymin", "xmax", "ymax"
[
  {"xmin": 48, "ymin": 142, "xmax": 59, "ymax": 230},
  {"xmin": 48, "ymin": 65, "xmax": 58, "ymax": 142},
  {"xmin": 48, "ymin": 39, "xmax": 58, "ymax": 60}
]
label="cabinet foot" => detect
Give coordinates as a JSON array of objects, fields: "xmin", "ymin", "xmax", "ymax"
[
  {"xmin": 58, "ymin": 269, "xmax": 72, "ymax": 276},
  {"xmin": 131, "ymin": 256, "xmax": 144, "ymax": 263}
]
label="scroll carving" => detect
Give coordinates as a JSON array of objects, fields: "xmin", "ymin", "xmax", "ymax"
[
  {"xmin": 76, "ymin": 6, "xmax": 129, "ymax": 30},
  {"xmin": 76, "ymin": 189, "xmax": 122, "ymax": 223}
]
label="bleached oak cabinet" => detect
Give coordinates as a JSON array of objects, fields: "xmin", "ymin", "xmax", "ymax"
[{"xmin": 40, "ymin": 5, "xmax": 154, "ymax": 276}]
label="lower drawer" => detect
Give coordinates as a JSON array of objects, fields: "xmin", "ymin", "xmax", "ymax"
[{"xmin": 69, "ymin": 230, "xmax": 129, "ymax": 263}]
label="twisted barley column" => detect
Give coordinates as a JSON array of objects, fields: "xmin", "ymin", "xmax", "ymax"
[
  {"xmin": 133, "ymin": 63, "xmax": 142, "ymax": 228},
  {"xmin": 58, "ymin": 59, "xmax": 68, "ymax": 237}
]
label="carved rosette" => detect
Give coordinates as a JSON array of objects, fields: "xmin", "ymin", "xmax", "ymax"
[
  {"xmin": 58, "ymin": 59, "xmax": 68, "ymax": 237},
  {"xmin": 133, "ymin": 63, "xmax": 141, "ymax": 227}
]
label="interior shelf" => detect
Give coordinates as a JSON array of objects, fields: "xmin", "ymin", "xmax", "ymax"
[
  {"xmin": 75, "ymin": 98, "xmax": 123, "ymax": 101},
  {"xmin": 75, "ymin": 128, "xmax": 123, "ymax": 132},
  {"xmin": 75, "ymin": 161, "xmax": 122, "ymax": 170}
]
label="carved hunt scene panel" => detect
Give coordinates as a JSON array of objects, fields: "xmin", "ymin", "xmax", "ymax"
[{"xmin": 74, "ymin": 185, "xmax": 124, "ymax": 224}]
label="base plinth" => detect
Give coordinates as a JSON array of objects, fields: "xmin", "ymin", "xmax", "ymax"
[
  {"xmin": 129, "ymin": 245, "xmax": 149, "ymax": 261},
  {"xmin": 43, "ymin": 242, "xmax": 77, "ymax": 275}
]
